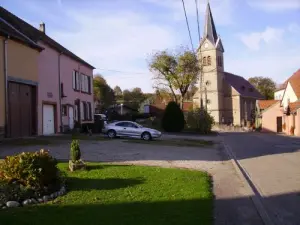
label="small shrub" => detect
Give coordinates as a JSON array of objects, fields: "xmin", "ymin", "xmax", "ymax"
[
  {"xmin": 0, "ymin": 149, "xmax": 61, "ymax": 193},
  {"xmin": 186, "ymin": 108, "xmax": 214, "ymax": 134},
  {"xmin": 70, "ymin": 140, "xmax": 81, "ymax": 162},
  {"xmin": 161, "ymin": 101, "xmax": 185, "ymax": 132}
]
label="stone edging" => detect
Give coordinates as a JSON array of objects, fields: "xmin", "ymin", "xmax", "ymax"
[{"xmin": 0, "ymin": 185, "xmax": 67, "ymax": 210}]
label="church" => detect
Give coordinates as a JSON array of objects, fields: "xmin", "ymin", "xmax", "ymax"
[{"xmin": 193, "ymin": 3, "xmax": 263, "ymax": 126}]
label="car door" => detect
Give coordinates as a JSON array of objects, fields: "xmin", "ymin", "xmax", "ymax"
[
  {"xmin": 124, "ymin": 122, "xmax": 139, "ymax": 137},
  {"xmin": 114, "ymin": 122, "xmax": 128, "ymax": 136}
]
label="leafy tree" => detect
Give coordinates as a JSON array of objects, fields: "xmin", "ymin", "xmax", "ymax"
[
  {"xmin": 93, "ymin": 74, "xmax": 115, "ymax": 111},
  {"xmin": 248, "ymin": 77, "xmax": 277, "ymax": 100},
  {"xmin": 122, "ymin": 87, "xmax": 147, "ymax": 110},
  {"xmin": 161, "ymin": 101, "xmax": 185, "ymax": 132},
  {"xmin": 114, "ymin": 86, "xmax": 122, "ymax": 96},
  {"xmin": 186, "ymin": 108, "xmax": 214, "ymax": 134},
  {"xmin": 149, "ymin": 47, "xmax": 200, "ymax": 109}
]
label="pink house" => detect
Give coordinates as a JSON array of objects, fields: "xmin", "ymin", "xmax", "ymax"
[
  {"xmin": 257, "ymin": 69, "xmax": 300, "ymax": 136},
  {"xmin": 2, "ymin": 8, "xmax": 95, "ymax": 135}
]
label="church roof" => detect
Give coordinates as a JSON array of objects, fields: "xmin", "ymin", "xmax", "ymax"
[
  {"xmin": 224, "ymin": 72, "xmax": 264, "ymax": 99},
  {"xmin": 203, "ymin": 2, "xmax": 218, "ymax": 45}
]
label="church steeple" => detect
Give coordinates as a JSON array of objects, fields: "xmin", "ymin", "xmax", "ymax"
[{"xmin": 203, "ymin": 2, "xmax": 218, "ymax": 45}]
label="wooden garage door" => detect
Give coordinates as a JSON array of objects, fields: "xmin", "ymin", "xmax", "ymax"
[{"xmin": 8, "ymin": 82, "xmax": 36, "ymax": 138}]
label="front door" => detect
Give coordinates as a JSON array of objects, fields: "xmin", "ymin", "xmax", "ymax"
[
  {"xmin": 277, "ymin": 116, "xmax": 282, "ymax": 133},
  {"xmin": 69, "ymin": 107, "xmax": 74, "ymax": 129},
  {"xmin": 43, "ymin": 104, "xmax": 55, "ymax": 135}
]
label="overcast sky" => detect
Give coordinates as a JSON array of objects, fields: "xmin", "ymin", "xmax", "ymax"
[{"xmin": 2, "ymin": 0, "xmax": 300, "ymax": 92}]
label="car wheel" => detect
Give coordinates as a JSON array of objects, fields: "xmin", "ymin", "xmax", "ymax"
[
  {"xmin": 141, "ymin": 132, "xmax": 152, "ymax": 141},
  {"xmin": 107, "ymin": 130, "xmax": 116, "ymax": 139}
]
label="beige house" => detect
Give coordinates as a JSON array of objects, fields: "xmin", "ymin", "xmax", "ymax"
[{"xmin": 193, "ymin": 3, "xmax": 263, "ymax": 126}]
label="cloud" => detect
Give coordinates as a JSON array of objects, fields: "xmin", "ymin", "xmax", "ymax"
[
  {"xmin": 226, "ymin": 51, "xmax": 300, "ymax": 84},
  {"xmin": 288, "ymin": 23, "xmax": 300, "ymax": 33},
  {"xmin": 143, "ymin": 0, "xmax": 235, "ymax": 25},
  {"xmin": 48, "ymin": 8, "xmax": 180, "ymax": 92},
  {"xmin": 238, "ymin": 27, "xmax": 284, "ymax": 51},
  {"xmin": 247, "ymin": 0, "xmax": 300, "ymax": 12}
]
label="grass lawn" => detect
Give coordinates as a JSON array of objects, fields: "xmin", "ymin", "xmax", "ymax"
[
  {"xmin": 0, "ymin": 163, "xmax": 213, "ymax": 225},
  {"xmin": 124, "ymin": 138, "xmax": 214, "ymax": 147}
]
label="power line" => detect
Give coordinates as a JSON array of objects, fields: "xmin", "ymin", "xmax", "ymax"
[
  {"xmin": 95, "ymin": 68, "xmax": 150, "ymax": 75},
  {"xmin": 195, "ymin": 0, "xmax": 201, "ymax": 43},
  {"xmin": 181, "ymin": 0, "xmax": 194, "ymax": 52}
]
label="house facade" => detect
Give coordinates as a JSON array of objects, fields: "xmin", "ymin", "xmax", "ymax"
[
  {"xmin": 0, "ymin": 6, "xmax": 94, "ymax": 137},
  {"xmin": 193, "ymin": 3, "xmax": 263, "ymax": 126},
  {"xmin": 0, "ymin": 18, "xmax": 43, "ymax": 139},
  {"xmin": 258, "ymin": 69, "xmax": 300, "ymax": 136}
]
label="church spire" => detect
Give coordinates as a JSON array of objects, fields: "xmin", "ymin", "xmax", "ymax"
[{"xmin": 203, "ymin": 2, "xmax": 218, "ymax": 45}]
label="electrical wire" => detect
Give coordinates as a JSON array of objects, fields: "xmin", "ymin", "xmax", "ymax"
[
  {"xmin": 195, "ymin": 0, "xmax": 201, "ymax": 43},
  {"xmin": 181, "ymin": 0, "xmax": 194, "ymax": 52}
]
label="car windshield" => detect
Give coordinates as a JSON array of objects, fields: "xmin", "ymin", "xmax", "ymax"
[{"xmin": 134, "ymin": 123, "xmax": 143, "ymax": 128}]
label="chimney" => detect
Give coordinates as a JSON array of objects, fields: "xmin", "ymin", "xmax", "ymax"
[{"xmin": 39, "ymin": 22, "xmax": 45, "ymax": 33}]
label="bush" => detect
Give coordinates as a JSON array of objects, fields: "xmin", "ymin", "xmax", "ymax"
[
  {"xmin": 0, "ymin": 149, "xmax": 61, "ymax": 193},
  {"xmin": 161, "ymin": 101, "xmax": 185, "ymax": 132},
  {"xmin": 70, "ymin": 140, "xmax": 81, "ymax": 162},
  {"xmin": 186, "ymin": 108, "xmax": 214, "ymax": 134}
]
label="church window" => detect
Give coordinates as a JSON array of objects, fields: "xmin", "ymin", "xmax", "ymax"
[
  {"xmin": 220, "ymin": 56, "xmax": 223, "ymax": 67},
  {"xmin": 205, "ymin": 81, "xmax": 211, "ymax": 86},
  {"xmin": 206, "ymin": 99, "xmax": 211, "ymax": 104},
  {"xmin": 207, "ymin": 56, "xmax": 211, "ymax": 65},
  {"xmin": 203, "ymin": 57, "xmax": 207, "ymax": 65}
]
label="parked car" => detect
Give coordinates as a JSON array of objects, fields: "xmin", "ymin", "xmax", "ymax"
[{"xmin": 102, "ymin": 121, "xmax": 162, "ymax": 141}]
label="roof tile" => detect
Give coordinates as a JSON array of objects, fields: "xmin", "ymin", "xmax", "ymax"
[{"xmin": 258, "ymin": 100, "xmax": 279, "ymax": 110}]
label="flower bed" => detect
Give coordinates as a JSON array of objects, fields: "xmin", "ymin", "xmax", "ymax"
[{"xmin": 0, "ymin": 149, "xmax": 66, "ymax": 209}]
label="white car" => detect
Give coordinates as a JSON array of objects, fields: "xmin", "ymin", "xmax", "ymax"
[{"xmin": 102, "ymin": 121, "xmax": 162, "ymax": 141}]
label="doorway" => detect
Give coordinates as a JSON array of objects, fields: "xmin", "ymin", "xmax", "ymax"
[{"xmin": 276, "ymin": 116, "xmax": 282, "ymax": 133}]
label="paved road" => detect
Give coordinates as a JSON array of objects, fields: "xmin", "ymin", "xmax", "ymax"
[{"xmin": 221, "ymin": 132, "xmax": 300, "ymax": 225}]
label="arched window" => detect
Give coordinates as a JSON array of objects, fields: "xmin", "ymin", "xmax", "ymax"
[
  {"xmin": 220, "ymin": 56, "xmax": 223, "ymax": 67},
  {"xmin": 207, "ymin": 56, "xmax": 211, "ymax": 66},
  {"xmin": 203, "ymin": 57, "xmax": 207, "ymax": 65}
]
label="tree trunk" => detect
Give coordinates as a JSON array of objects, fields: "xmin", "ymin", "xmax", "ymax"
[{"xmin": 180, "ymin": 96, "xmax": 184, "ymax": 110}]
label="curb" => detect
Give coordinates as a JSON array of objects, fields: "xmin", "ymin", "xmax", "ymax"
[{"xmin": 222, "ymin": 142, "xmax": 275, "ymax": 225}]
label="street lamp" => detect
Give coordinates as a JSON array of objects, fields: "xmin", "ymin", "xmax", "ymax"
[{"xmin": 120, "ymin": 103, "xmax": 123, "ymax": 115}]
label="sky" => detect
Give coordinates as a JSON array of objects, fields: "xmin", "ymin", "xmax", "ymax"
[{"xmin": 1, "ymin": 0, "xmax": 300, "ymax": 93}]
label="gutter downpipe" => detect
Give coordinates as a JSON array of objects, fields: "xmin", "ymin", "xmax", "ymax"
[
  {"xmin": 58, "ymin": 52, "xmax": 63, "ymax": 133},
  {"xmin": 4, "ymin": 37, "xmax": 9, "ymax": 138}
]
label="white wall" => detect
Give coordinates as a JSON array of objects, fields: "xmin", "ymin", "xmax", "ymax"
[
  {"xmin": 281, "ymin": 82, "xmax": 298, "ymax": 110},
  {"xmin": 274, "ymin": 89, "xmax": 284, "ymax": 100}
]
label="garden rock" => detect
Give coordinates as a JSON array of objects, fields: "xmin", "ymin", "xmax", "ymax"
[
  {"xmin": 43, "ymin": 195, "xmax": 50, "ymax": 202},
  {"xmin": 22, "ymin": 199, "xmax": 31, "ymax": 206},
  {"xmin": 31, "ymin": 198, "xmax": 38, "ymax": 204},
  {"xmin": 2, "ymin": 206, "xmax": 7, "ymax": 209},
  {"xmin": 6, "ymin": 201, "xmax": 20, "ymax": 208},
  {"xmin": 38, "ymin": 198, "xmax": 43, "ymax": 203}
]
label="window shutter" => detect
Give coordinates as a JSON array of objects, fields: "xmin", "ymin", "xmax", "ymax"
[
  {"xmin": 76, "ymin": 72, "xmax": 80, "ymax": 91},
  {"xmin": 80, "ymin": 102, "xmax": 84, "ymax": 120},
  {"xmin": 72, "ymin": 71, "xmax": 76, "ymax": 89},
  {"xmin": 88, "ymin": 77, "xmax": 91, "ymax": 94},
  {"xmin": 88, "ymin": 102, "xmax": 92, "ymax": 120}
]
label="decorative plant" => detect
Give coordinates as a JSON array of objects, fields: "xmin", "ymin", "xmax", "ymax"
[
  {"xmin": 70, "ymin": 140, "xmax": 81, "ymax": 163},
  {"xmin": 0, "ymin": 149, "xmax": 60, "ymax": 192},
  {"xmin": 283, "ymin": 123, "xmax": 286, "ymax": 131},
  {"xmin": 290, "ymin": 126, "xmax": 295, "ymax": 135}
]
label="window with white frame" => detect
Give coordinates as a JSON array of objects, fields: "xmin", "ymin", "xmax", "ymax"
[
  {"xmin": 80, "ymin": 74, "xmax": 91, "ymax": 93},
  {"xmin": 73, "ymin": 70, "xmax": 91, "ymax": 94}
]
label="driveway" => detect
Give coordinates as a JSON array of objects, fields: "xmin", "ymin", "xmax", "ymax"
[
  {"xmin": 0, "ymin": 134, "xmax": 263, "ymax": 225},
  {"xmin": 221, "ymin": 132, "xmax": 300, "ymax": 225}
]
